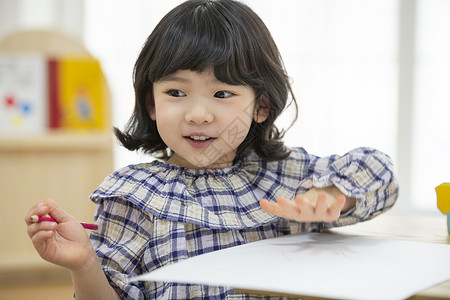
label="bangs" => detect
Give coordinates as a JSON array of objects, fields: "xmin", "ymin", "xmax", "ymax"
[{"xmin": 147, "ymin": 0, "xmax": 258, "ymax": 86}]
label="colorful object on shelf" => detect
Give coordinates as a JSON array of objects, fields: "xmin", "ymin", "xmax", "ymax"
[
  {"xmin": 436, "ymin": 183, "xmax": 450, "ymax": 233},
  {"xmin": 0, "ymin": 53, "xmax": 107, "ymax": 134},
  {"xmin": 52, "ymin": 57, "xmax": 106, "ymax": 130},
  {"xmin": 0, "ymin": 54, "xmax": 47, "ymax": 133}
]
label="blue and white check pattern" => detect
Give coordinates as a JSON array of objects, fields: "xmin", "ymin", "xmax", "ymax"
[{"xmin": 89, "ymin": 147, "xmax": 398, "ymax": 299}]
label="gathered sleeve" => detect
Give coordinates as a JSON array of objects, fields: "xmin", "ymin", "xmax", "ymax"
[
  {"xmin": 89, "ymin": 196, "xmax": 154, "ymax": 300},
  {"xmin": 295, "ymin": 147, "xmax": 399, "ymax": 227}
]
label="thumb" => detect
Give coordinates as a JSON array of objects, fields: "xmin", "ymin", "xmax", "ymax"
[{"xmin": 43, "ymin": 199, "xmax": 73, "ymax": 223}]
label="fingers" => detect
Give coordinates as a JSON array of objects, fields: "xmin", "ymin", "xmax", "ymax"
[
  {"xmin": 25, "ymin": 199, "xmax": 71, "ymax": 226},
  {"xmin": 25, "ymin": 199, "xmax": 61, "ymax": 240},
  {"xmin": 261, "ymin": 196, "xmax": 305, "ymax": 222},
  {"xmin": 259, "ymin": 198, "xmax": 282, "ymax": 216},
  {"xmin": 306, "ymin": 192, "xmax": 346, "ymax": 222},
  {"xmin": 292, "ymin": 196, "xmax": 312, "ymax": 221},
  {"xmin": 327, "ymin": 195, "xmax": 346, "ymax": 221},
  {"xmin": 25, "ymin": 201, "xmax": 50, "ymax": 226},
  {"xmin": 312, "ymin": 192, "xmax": 328, "ymax": 217},
  {"xmin": 43, "ymin": 198, "xmax": 71, "ymax": 223},
  {"xmin": 260, "ymin": 197, "xmax": 300, "ymax": 221},
  {"xmin": 260, "ymin": 192, "xmax": 347, "ymax": 223},
  {"xmin": 28, "ymin": 221, "xmax": 57, "ymax": 240},
  {"xmin": 277, "ymin": 197, "xmax": 302, "ymax": 221}
]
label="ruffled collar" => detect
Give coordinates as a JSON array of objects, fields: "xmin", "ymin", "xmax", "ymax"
[
  {"xmin": 151, "ymin": 159, "xmax": 243, "ymax": 177},
  {"xmin": 90, "ymin": 149, "xmax": 303, "ymax": 229}
]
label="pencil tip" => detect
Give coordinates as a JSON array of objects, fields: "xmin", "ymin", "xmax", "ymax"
[{"xmin": 30, "ymin": 215, "xmax": 38, "ymax": 222}]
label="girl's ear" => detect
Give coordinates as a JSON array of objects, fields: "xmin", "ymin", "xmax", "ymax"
[
  {"xmin": 146, "ymin": 92, "xmax": 156, "ymax": 121},
  {"xmin": 149, "ymin": 109, "xmax": 156, "ymax": 121},
  {"xmin": 148, "ymin": 102, "xmax": 156, "ymax": 121},
  {"xmin": 253, "ymin": 94, "xmax": 270, "ymax": 123}
]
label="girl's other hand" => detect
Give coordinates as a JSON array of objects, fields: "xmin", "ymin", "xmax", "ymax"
[
  {"xmin": 25, "ymin": 199, "xmax": 94, "ymax": 272},
  {"xmin": 260, "ymin": 187, "xmax": 352, "ymax": 223}
]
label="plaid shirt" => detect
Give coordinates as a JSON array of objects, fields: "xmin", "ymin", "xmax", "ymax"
[{"xmin": 89, "ymin": 147, "xmax": 398, "ymax": 299}]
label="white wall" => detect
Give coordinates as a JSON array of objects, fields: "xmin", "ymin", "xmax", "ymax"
[
  {"xmin": 0, "ymin": 0, "xmax": 84, "ymax": 41},
  {"xmin": 410, "ymin": 0, "xmax": 450, "ymax": 210}
]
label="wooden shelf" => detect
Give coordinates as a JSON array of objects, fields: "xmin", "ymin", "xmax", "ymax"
[
  {"xmin": 0, "ymin": 131, "xmax": 113, "ymax": 151},
  {"xmin": 0, "ymin": 31, "xmax": 114, "ymax": 297}
]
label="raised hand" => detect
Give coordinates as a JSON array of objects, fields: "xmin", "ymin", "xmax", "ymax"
[
  {"xmin": 25, "ymin": 199, "xmax": 94, "ymax": 271},
  {"xmin": 260, "ymin": 188, "xmax": 348, "ymax": 223}
]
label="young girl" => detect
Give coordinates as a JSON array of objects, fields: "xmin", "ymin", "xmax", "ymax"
[{"xmin": 26, "ymin": 0, "xmax": 398, "ymax": 299}]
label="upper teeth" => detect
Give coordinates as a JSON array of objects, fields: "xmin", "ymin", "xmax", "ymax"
[{"xmin": 190, "ymin": 136, "xmax": 210, "ymax": 141}]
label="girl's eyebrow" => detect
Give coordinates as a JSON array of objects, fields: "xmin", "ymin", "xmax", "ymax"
[{"xmin": 158, "ymin": 75, "xmax": 189, "ymax": 83}]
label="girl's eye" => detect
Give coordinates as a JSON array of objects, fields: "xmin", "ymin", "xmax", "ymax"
[
  {"xmin": 214, "ymin": 91, "xmax": 233, "ymax": 99},
  {"xmin": 167, "ymin": 89, "xmax": 186, "ymax": 97}
]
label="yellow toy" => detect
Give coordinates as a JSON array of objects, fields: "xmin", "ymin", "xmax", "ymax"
[{"xmin": 436, "ymin": 183, "xmax": 450, "ymax": 233}]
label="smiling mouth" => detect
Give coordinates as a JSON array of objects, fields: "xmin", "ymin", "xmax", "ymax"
[
  {"xmin": 184, "ymin": 135, "xmax": 215, "ymax": 148},
  {"xmin": 189, "ymin": 136, "xmax": 211, "ymax": 141}
]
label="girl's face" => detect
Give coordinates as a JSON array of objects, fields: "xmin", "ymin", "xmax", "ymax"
[{"xmin": 151, "ymin": 68, "xmax": 266, "ymax": 169}]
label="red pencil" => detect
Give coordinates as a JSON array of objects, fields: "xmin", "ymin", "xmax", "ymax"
[{"xmin": 30, "ymin": 215, "xmax": 98, "ymax": 230}]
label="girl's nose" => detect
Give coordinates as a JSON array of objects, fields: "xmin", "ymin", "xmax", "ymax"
[{"xmin": 185, "ymin": 99, "xmax": 214, "ymax": 124}]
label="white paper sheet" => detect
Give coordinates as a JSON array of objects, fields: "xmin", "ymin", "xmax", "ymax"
[{"xmin": 131, "ymin": 233, "xmax": 450, "ymax": 300}]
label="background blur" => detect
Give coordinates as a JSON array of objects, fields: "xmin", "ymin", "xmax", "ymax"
[
  {"xmin": 0, "ymin": 0, "xmax": 449, "ymax": 299},
  {"xmin": 0, "ymin": 0, "xmax": 449, "ymax": 210}
]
